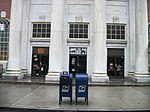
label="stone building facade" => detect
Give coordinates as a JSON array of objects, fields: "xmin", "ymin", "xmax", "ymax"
[{"xmin": 1, "ymin": 0, "xmax": 150, "ymax": 82}]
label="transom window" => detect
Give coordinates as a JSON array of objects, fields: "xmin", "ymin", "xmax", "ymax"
[
  {"xmin": 32, "ymin": 23, "xmax": 51, "ymax": 38},
  {"xmin": 69, "ymin": 23, "xmax": 88, "ymax": 39},
  {"xmin": 0, "ymin": 19, "xmax": 9, "ymax": 61},
  {"xmin": 107, "ymin": 24, "xmax": 126, "ymax": 40}
]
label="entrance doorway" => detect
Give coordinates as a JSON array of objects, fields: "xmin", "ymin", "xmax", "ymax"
[
  {"xmin": 32, "ymin": 47, "xmax": 49, "ymax": 77},
  {"xmin": 69, "ymin": 47, "xmax": 87, "ymax": 76},
  {"xmin": 107, "ymin": 48, "xmax": 124, "ymax": 79}
]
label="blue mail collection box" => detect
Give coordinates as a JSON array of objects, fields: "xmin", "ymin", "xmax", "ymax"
[
  {"xmin": 75, "ymin": 73, "xmax": 88, "ymax": 105},
  {"xmin": 59, "ymin": 72, "xmax": 72, "ymax": 105}
]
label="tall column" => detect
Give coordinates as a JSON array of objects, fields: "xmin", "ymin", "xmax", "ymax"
[
  {"xmin": 131, "ymin": 0, "xmax": 150, "ymax": 82},
  {"xmin": 4, "ymin": 0, "xmax": 24, "ymax": 79},
  {"xmin": 91, "ymin": 0, "xmax": 109, "ymax": 82},
  {"xmin": 128, "ymin": 0, "xmax": 136, "ymax": 76},
  {"xmin": 21, "ymin": 0, "xmax": 30, "ymax": 74},
  {"xmin": 45, "ymin": 0, "xmax": 64, "ymax": 81}
]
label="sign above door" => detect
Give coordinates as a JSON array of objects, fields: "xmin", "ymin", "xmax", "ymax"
[{"xmin": 69, "ymin": 47, "xmax": 87, "ymax": 55}]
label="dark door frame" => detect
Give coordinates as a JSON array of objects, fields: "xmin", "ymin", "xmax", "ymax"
[
  {"xmin": 69, "ymin": 54, "xmax": 87, "ymax": 75},
  {"xmin": 31, "ymin": 47, "xmax": 49, "ymax": 77},
  {"xmin": 107, "ymin": 48, "xmax": 124, "ymax": 79}
]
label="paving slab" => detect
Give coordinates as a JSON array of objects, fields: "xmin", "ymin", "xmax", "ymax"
[
  {"xmin": 0, "ymin": 84, "xmax": 150, "ymax": 111},
  {"xmin": 14, "ymin": 85, "xmax": 58, "ymax": 108},
  {"xmin": 0, "ymin": 84, "xmax": 39, "ymax": 107}
]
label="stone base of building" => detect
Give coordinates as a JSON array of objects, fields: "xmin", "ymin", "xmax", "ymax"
[
  {"xmin": 45, "ymin": 72, "xmax": 60, "ymax": 82},
  {"xmin": 21, "ymin": 68, "xmax": 28, "ymax": 74},
  {"xmin": 128, "ymin": 71, "xmax": 135, "ymax": 76},
  {"xmin": 3, "ymin": 69, "xmax": 24, "ymax": 80},
  {"xmin": 129, "ymin": 73, "xmax": 150, "ymax": 82},
  {"xmin": 90, "ymin": 73, "xmax": 109, "ymax": 83}
]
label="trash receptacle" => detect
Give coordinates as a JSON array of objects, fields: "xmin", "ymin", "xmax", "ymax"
[
  {"xmin": 0, "ymin": 64, "xmax": 3, "ymax": 78},
  {"xmin": 59, "ymin": 72, "xmax": 72, "ymax": 105},
  {"xmin": 75, "ymin": 73, "xmax": 88, "ymax": 105}
]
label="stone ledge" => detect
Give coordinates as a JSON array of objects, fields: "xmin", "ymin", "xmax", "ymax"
[
  {"xmin": 45, "ymin": 72, "xmax": 60, "ymax": 82},
  {"xmin": 90, "ymin": 75, "xmax": 109, "ymax": 83},
  {"xmin": 129, "ymin": 75, "xmax": 150, "ymax": 82},
  {"xmin": 2, "ymin": 73, "xmax": 25, "ymax": 80}
]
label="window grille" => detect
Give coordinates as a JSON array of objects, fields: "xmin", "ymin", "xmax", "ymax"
[
  {"xmin": 69, "ymin": 23, "xmax": 88, "ymax": 39},
  {"xmin": 107, "ymin": 24, "xmax": 126, "ymax": 40},
  {"xmin": 0, "ymin": 19, "xmax": 9, "ymax": 61},
  {"xmin": 32, "ymin": 23, "xmax": 51, "ymax": 38}
]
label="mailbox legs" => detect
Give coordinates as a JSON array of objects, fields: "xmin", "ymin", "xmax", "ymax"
[
  {"xmin": 70, "ymin": 95, "xmax": 72, "ymax": 105},
  {"xmin": 75, "ymin": 90, "xmax": 88, "ymax": 105}
]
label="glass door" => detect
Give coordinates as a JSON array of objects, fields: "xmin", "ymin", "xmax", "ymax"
[
  {"xmin": 69, "ymin": 55, "xmax": 87, "ymax": 76},
  {"xmin": 69, "ymin": 47, "xmax": 87, "ymax": 76},
  {"xmin": 77, "ymin": 55, "xmax": 87, "ymax": 73},
  {"xmin": 32, "ymin": 47, "xmax": 49, "ymax": 77},
  {"xmin": 107, "ymin": 49, "xmax": 124, "ymax": 79}
]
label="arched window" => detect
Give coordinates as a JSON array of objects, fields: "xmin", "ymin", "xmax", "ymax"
[{"xmin": 0, "ymin": 19, "xmax": 9, "ymax": 61}]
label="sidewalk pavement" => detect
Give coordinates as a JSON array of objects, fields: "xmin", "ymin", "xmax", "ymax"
[
  {"xmin": 0, "ymin": 76, "xmax": 150, "ymax": 86},
  {"xmin": 0, "ymin": 77, "xmax": 150, "ymax": 112},
  {"xmin": 0, "ymin": 83, "xmax": 150, "ymax": 112}
]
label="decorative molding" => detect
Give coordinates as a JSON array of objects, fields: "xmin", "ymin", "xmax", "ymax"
[
  {"xmin": 75, "ymin": 15, "xmax": 83, "ymax": 22},
  {"xmin": 39, "ymin": 15, "xmax": 46, "ymax": 22},
  {"xmin": 67, "ymin": 39, "xmax": 90, "ymax": 46},
  {"xmin": 112, "ymin": 16, "xmax": 119, "ymax": 23},
  {"xmin": 30, "ymin": 38, "xmax": 50, "ymax": 42},
  {"xmin": 106, "ymin": 40, "xmax": 127, "ymax": 44}
]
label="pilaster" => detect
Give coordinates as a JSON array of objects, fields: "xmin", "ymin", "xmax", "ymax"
[
  {"xmin": 91, "ymin": 0, "xmax": 109, "ymax": 83},
  {"xmin": 128, "ymin": 0, "xmax": 136, "ymax": 76},
  {"xmin": 21, "ymin": 0, "xmax": 30, "ymax": 74},
  {"xmin": 129, "ymin": 0, "xmax": 150, "ymax": 82},
  {"xmin": 45, "ymin": 0, "xmax": 64, "ymax": 81},
  {"xmin": 3, "ymin": 0, "xmax": 24, "ymax": 79}
]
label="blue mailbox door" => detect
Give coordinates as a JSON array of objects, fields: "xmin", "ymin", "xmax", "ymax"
[
  {"xmin": 75, "ymin": 73, "xmax": 88, "ymax": 105},
  {"xmin": 59, "ymin": 73, "xmax": 72, "ymax": 105}
]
